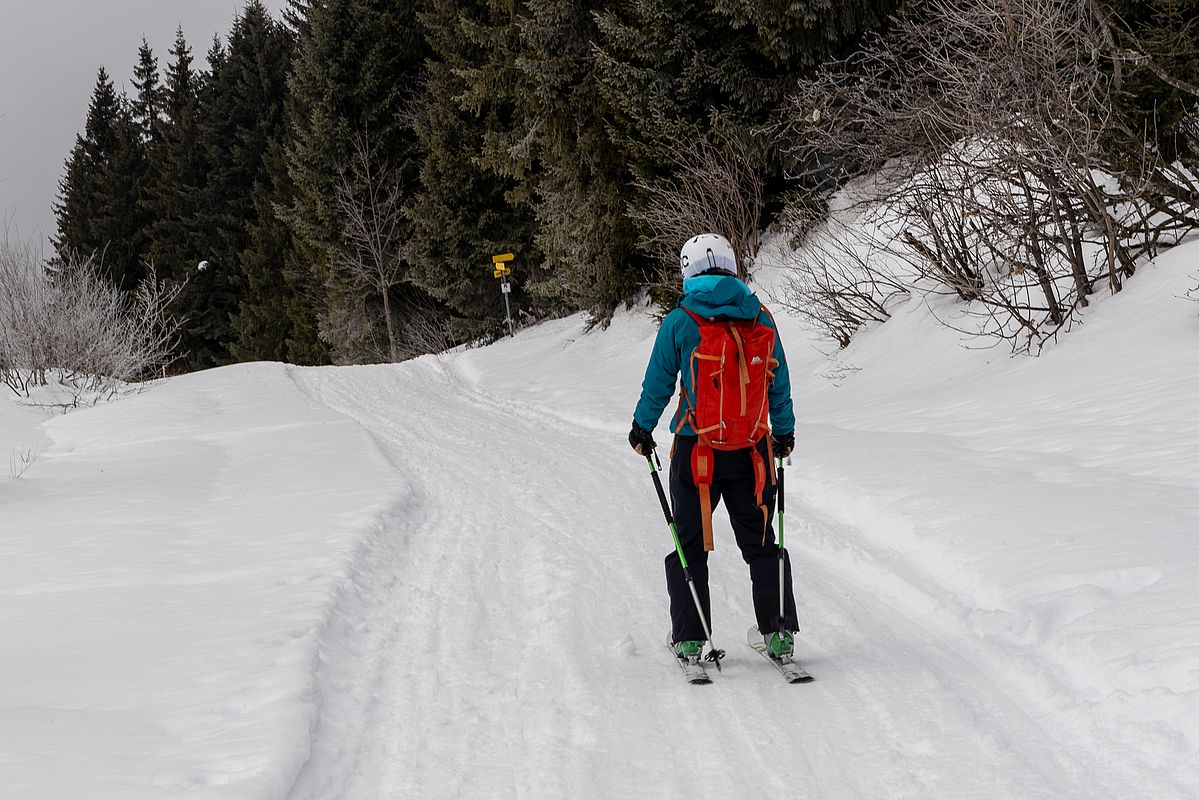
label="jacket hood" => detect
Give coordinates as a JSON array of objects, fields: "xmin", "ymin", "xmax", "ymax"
[{"xmin": 680, "ymin": 273, "xmax": 761, "ymax": 320}]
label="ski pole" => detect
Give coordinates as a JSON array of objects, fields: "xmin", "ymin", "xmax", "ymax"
[
  {"xmin": 777, "ymin": 455, "xmax": 786, "ymax": 638},
  {"xmin": 646, "ymin": 450, "xmax": 724, "ymax": 671}
]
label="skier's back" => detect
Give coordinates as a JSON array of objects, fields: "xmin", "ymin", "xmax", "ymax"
[{"xmin": 628, "ymin": 233, "xmax": 799, "ymax": 664}]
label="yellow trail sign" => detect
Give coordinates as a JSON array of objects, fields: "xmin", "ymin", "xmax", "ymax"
[{"xmin": 492, "ymin": 252, "xmax": 515, "ymax": 263}]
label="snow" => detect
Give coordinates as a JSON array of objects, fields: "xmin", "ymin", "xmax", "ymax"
[
  {"xmin": 2, "ymin": 241, "xmax": 1198, "ymax": 798},
  {"xmin": 2, "ymin": 365, "xmax": 400, "ymax": 798}
]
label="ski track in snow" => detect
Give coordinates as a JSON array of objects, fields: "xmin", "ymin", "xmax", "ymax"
[
  {"xmin": 6, "ymin": 252, "xmax": 1197, "ymax": 799},
  {"xmin": 280, "ymin": 350, "xmax": 1183, "ymax": 800}
]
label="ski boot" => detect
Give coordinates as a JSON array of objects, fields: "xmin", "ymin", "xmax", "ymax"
[
  {"xmin": 765, "ymin": 630, "xmax": 794, "ymax": 661},
  {"xmin": 674, "ymin": 640, "xmax": 705, "ymax": 661}
]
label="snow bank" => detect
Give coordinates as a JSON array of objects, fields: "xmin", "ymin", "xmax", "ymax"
[
  {"xmin": 766, "ymin": 244, "xmax": 1199, "ymax": 793},
  {"xmin": 1, "ymin": 363, "xmax": 401, "ymax": 799}
]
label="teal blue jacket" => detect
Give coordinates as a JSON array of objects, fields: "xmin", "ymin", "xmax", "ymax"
[{"xmin": 634, "ymin": 274, "xmax": 795, "ymax": 437}]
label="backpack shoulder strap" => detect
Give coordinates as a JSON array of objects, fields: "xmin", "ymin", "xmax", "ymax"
[{"xmin": 679, "ymin": 304, "xmax": 707, "ymax": 326}]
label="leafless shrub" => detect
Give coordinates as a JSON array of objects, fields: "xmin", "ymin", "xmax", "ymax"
[
  {"xmin": 0, "ymin": 235, "xmax": 48, "ymax": 393},
  {"xmin": 777, "ymin": 0, "xmax": 1199, "ymax": 352},
  {"xmin": 395, "ymin": 297, "xmax": 454, "ymax": 360},
  {"xmin": 0, "ymin": 233, "xmax": 183, "ymax": 395},
  {"xmin": 9, "ymin": 445, "xmax": 46, "ymax": 479},
  {"xmin": 629, "ymin": 131, "xmax": 766, "ymax": 297},
  {"xmin": 883, "ymin": 151, "xmax": 1108, "ymax": 348},
  {"xmin": 315, "ymin": 294, "xmax": 385, "ymax": 366},
  {"xmin": 55, "ymin": 261, "xmax": 184, "ymax": 384},
  {"xmin": 775, "ymin": 213, "xmax": 910, "ymax": 347}
]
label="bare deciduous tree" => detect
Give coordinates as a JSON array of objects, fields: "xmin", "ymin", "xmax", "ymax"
[
  {"xmin": 629, "ymin": 131, "xmax": 766, "ymax": 296},
  {"xmin": 334, "ymin": 132, "xmax": 407, "ymax": 362}
]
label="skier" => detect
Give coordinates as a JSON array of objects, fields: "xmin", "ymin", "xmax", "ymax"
[{"xmin": 629, "ymin": 233, "xmax": 799, "ymax": 665}]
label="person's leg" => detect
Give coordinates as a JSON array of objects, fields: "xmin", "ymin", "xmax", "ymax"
[
  {"xmin": 717, "ymin": 441, "xmax": 798, "ymax": 635},
  {"xmin": 665, "ymin": 435, "xmax": 719, "ymax": 643}
]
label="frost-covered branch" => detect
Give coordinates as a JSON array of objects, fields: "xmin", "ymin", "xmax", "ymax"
[
  {"xmin": 776, "ymin": 0, "xmax": 1199, "ymax": 352},
  {"xmin": 0, "ymin": 232, "xmax": 183, "ymax": 395}
]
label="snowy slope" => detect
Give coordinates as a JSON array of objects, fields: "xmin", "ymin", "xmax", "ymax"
[
  {"xmin": 2, "ymin": 365, "xmax": 403, "ymax": 798},
  {"xmin": 2, "ymin": 243, "xmax": 1197, "ymax": 799}
]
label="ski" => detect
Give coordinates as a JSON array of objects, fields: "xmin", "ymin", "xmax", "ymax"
[
  {"xmin": 666, "ymin": 643, "xmax": 713, "ymax": 685},
  {"xmin": 747, "ymin": 626, "xmax": 814, "ymax": 684}
]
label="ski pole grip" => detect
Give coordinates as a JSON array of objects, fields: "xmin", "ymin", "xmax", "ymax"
[
  {"xmin": 647, "ymin": 455, "xmax": 674, "ymax": 522},
  {"xmin": 777, "ymin": 458, "xmax": 785, "ymax": 516}
]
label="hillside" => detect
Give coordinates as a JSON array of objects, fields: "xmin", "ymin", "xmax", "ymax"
[{"xmin": 2, "ymin": 242, "xmax": 1197, "ymax": 799}]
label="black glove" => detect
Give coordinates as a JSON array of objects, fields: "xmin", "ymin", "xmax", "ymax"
[
  {"xmin": 628, "ymin": 421, "xmax": 656, "ymax": 456},
  {"xmin": 772, "ymin": 432, "xmax": 795, "ymax": 459}
]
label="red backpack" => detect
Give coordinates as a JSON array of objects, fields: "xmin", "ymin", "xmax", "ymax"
[{"xmin": 673, "ymin": 305, "xmax": 779, "ymax": 551}]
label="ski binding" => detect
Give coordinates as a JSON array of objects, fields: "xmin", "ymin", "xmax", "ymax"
[
  {"xmin": 667, "ymin": 643, "xmax": 713, "ymax": 684},
  {"xmin": 747, "ymin": 626, "xmax": 814, "ymax": 683}
]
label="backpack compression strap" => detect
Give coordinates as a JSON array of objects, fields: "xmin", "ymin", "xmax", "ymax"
[{"xmin": 690, "ymin": 443, "xmax": 716, "ymax": 552}]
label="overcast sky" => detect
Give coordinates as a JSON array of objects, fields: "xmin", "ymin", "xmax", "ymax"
[{"xmin": 0, "ymin": 0, "xmax": 289, "ymax": 251}]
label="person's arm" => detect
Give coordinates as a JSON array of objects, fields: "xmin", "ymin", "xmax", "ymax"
[
  {"xmin": 768, "ymin": 327, "xmax": 796, "ymax": 436},
  {"xmin": 633, "ymin": 311, "xmax": 683, "ymax": 433}
]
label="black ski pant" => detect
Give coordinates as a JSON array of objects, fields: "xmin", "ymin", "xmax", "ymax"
[{"xmin": 666, "ymin": 435, "xmax": 799, "ymax": 643}]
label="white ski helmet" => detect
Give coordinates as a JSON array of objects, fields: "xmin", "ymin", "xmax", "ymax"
[{"xmin": 680, "ymin": 233, "xmax": 737, "ymax": 279}]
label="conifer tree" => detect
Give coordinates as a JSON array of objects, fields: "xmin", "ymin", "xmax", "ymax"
[
  {"xmin": 285, "ymin": 0, "xmax": 433, "ymax": 361},
  {"xmin": 171, "ymin": 4, "xmax": 294, "ymax": 370},
  {"xmin": 1102, "ymin": 0, "xmax": 1199, "ymax": 162},
  {"xmin": 282, "ymin": 0, "xmax": 313, "ymax": 35},
  {"xmin": 405, "ymin": 0, "xmax": 541, "ymax": 341},
  {"xmin": 54, "ymin": 67, "xmax": 120, "ymax": 268},
  {"xmin": 102, "ymin": 103, "xmax": 151, "ymax": 287},
  {"xmin": 156, "ymin": 36, "xmax": 232, "ymax": 370},
  {"xmin": 145, "ymin": 28, "xmax": 207, "ymax": 287},
  {"xmin": 512, "ymin": 0, "xmax": 644, "ymax": 317},
  {"xmin": 595, "ymin": 0, "xmax": 896, "ymax": 158},
  {"xmin": 131, "ymin": 38, "xmax": 164, "ymax": 144},
  {"xmin": 593, "ymin": 0, "xmax": 899, "ymax": 278},
  {"xmin": 53, "ymin": 67, "xmax": 147, "ymax": 292},
  {"xmin": 234, "ymin": 138, "xmax": 327, "ymax": 364}
]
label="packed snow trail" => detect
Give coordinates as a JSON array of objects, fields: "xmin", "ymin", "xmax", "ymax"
[{"xmin": 280, "ymin": 295, "xmax": 1197, "ymax": 799}]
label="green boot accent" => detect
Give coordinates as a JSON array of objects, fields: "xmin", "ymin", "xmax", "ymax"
[
  {"xmin": 766, "ymin": 631, "xmax": 794, "ymax": 660},
  {"xmin": 674, "ymin": 640, "xmax": 704, "ymax": 659}
]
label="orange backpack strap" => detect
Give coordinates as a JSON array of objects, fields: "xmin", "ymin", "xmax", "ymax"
[
  {"xmin": 691, "ymin": 441, "xmax": 716, "ymax": 552},
  {"xmin": 751, "ymin": 445, "xmax": 770, "ymax": 544},
  {"xmin": 753, "ymin": 303, "xmax": 779, "ymax": 491},
  {"xmin": 754, "ymin": 307, "xmax": 779, "ymax": 536}
]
